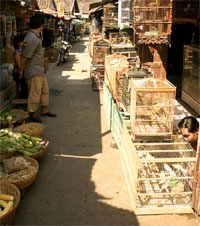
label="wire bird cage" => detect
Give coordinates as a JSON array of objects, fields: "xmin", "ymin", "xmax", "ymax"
[
  {"xmin": 135, "ymin": 137, "xmax": 196, "ymax": 211},
  {"xmin": 121, "ymin": 68, "xmax": 152, "ymax": 113},
  {"xmin": 130, "ymin": 78, "xmax": 176, "ymax": 141},
  {"xmin": 118, "ymin": 0, "xmax": 133, "ymax": 28},
  {"xmin": 122, "ymin": 123, "xmax": 196, "ymax": 214},
  {"xmin": 103, "ymin": 4, "xmax": 118, "ymax": 29}
]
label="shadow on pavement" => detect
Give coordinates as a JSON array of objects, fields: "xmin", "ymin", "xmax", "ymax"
[{"xmin": 14, "ymin": 157, "xmax": 139, "ymax": 225}]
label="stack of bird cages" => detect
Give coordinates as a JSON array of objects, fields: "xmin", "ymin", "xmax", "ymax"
[
  {"xmin": 130, "ymin": 78, "xmax": 176, "ymax": 142},
  {"xmin": 122, "ymin": 125, "xmax": 196, "ymax": 214},
  {"xmin": 90, "ymin": 38, "xmax": 110, "ymax": 91},
  {"xmin": 109, "ymin": 32, "xmax": 133, "ymax": 44},
  {"xmin": 105, "ymin": 53, "xmax": 129, "ymax": 99},
  {"xmin": 103, "ymin": 4, "xmax": 118, "ymax": 30},
  {"xmin": 120, "ymin": 68, "xmax": 152, "ymax": 113},
  {"xmin": 133, "ymin": 0, "xmax": 173, "ymax": 45}
]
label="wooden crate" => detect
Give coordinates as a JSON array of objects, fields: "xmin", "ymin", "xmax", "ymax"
[
  {"xmin": 130, "ymin": 78, "xmax": 176, "ymax": 141},
  {"xmin": 133, "ymin": 0, "xmax": 173, "ymax": 44},
  {"xmin": 103, "ymin": 3, "xmax": 118, "ymax": 30},
  {"xmin": 121, "ymin": 122, "xmax": 196, "ymax": 215}
]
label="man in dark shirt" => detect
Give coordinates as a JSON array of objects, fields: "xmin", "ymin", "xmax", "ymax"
[{"xmin": 20, "ymin": 14, "xmax": 56, "ymax": 123}]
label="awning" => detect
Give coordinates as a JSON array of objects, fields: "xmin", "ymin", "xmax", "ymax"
[
  {"xmin": 89, "ymin": 2, "xmax": 102, "ymax": 11},
  {"xmin": 89, "ymin": 6, "xmax": 103, "ymax": 14},
  {"xmin": 40, "ymin": 8, "xmax": 57, "ymax": 17},
  {"xmin": 36, "ymin": 0, "xmax": 57, "ymax": 16}
]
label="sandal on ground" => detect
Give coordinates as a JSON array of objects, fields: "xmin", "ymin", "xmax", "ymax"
[{"xmin": 41, "ymin": 111, "xmax": 57, "ymax": 117}]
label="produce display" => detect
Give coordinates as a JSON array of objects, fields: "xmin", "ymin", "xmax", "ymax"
[
  {"xmin": 0, "ymin": 156, "xmax": 39, "ymax": 189},
  {"xmin": 0, "ymin": 194, "xmax": 14, "ymax": 217},
  {"xmin": 13, "ymin": 122, "xmax": 44, "ymax": 137},
  {"xmin": 0, "ymin": 109, "xmax": 16, "ymax": 122},
  {"xmin": 0, "ymin": 109, "xmax": 29, "ymax": 124},
  {"xmin": 0, "ymin": 129, "xmax": 46, "ymax": 157}
]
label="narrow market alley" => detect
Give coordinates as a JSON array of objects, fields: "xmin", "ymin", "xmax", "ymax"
[{"xmin": 13, "ymin": 37, "xmax": 199, "ymax": 226}]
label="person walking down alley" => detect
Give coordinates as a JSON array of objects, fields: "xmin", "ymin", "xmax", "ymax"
[{"xmin": 19, "ymin": 14, "xmax": 56, "ymax": 123}]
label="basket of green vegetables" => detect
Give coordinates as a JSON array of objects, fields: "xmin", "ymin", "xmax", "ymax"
[
  {"xmin": 0, "ymin": 109, "xmax": 29, "ymax": 126},
  {"xmin": 0, "ymin": 129, "xmax": 49, "ymax": 161}
]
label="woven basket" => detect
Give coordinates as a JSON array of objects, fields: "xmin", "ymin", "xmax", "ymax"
[
  {"xmin": 1, "ymin": 156, "xmax": 39, "ymax": 190},
  {"xmin": 13, "ymin": 122, "xmax": 44, "ymax": 137},
  {"xmin": 28, "ymin": 140, "xmax": 49, "ymax": 161},
  {"xmin": 0, "ymin": 180, "xmax": 21, "ymax": 226},
  {"xmin": 0, "ymin": 109, "xmax": 29, "ymax": 125}
]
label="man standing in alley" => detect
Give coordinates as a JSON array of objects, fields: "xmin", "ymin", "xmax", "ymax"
[{"xmin": 20, "ymin": 14, "xmax": 56, "ymax": 123}]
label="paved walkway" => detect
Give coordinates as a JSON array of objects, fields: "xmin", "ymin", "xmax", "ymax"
[{"xmin": 13, "ymin": 37, "xmax": 200, "ymax": 226}]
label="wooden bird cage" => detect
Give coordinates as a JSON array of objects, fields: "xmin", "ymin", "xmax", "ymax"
[
  {"xmin": 130, "ymin": 78, "xmax": 176, "ymax": 141},
  {"xmin": 88, "ymin": 34, "xmax": 103, "ymax": 57},
  {"xmin": 105, "ymin": 53, "xmax": 129, "ymax": 100},
  {"xmin": 92, "ymin": 38, "xmax": 110, "ymax": 66},
  {"xmin": 90, "ymin": 65, "xmax": 105, "ymax": 91},
  {"xmin": 133, "ymin": 0, "xmax": 173, "ymax": 44},
  {"xmin": 103, "ymin": 4, "xmax": 118, "ymax": 30},
  {"xmin": 122, "ymin": 124, "xmax": 196, "ymax": 215},
  {"xmin": 120, "ymin": 68, "xmax": 153, "ymax": 113}
]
